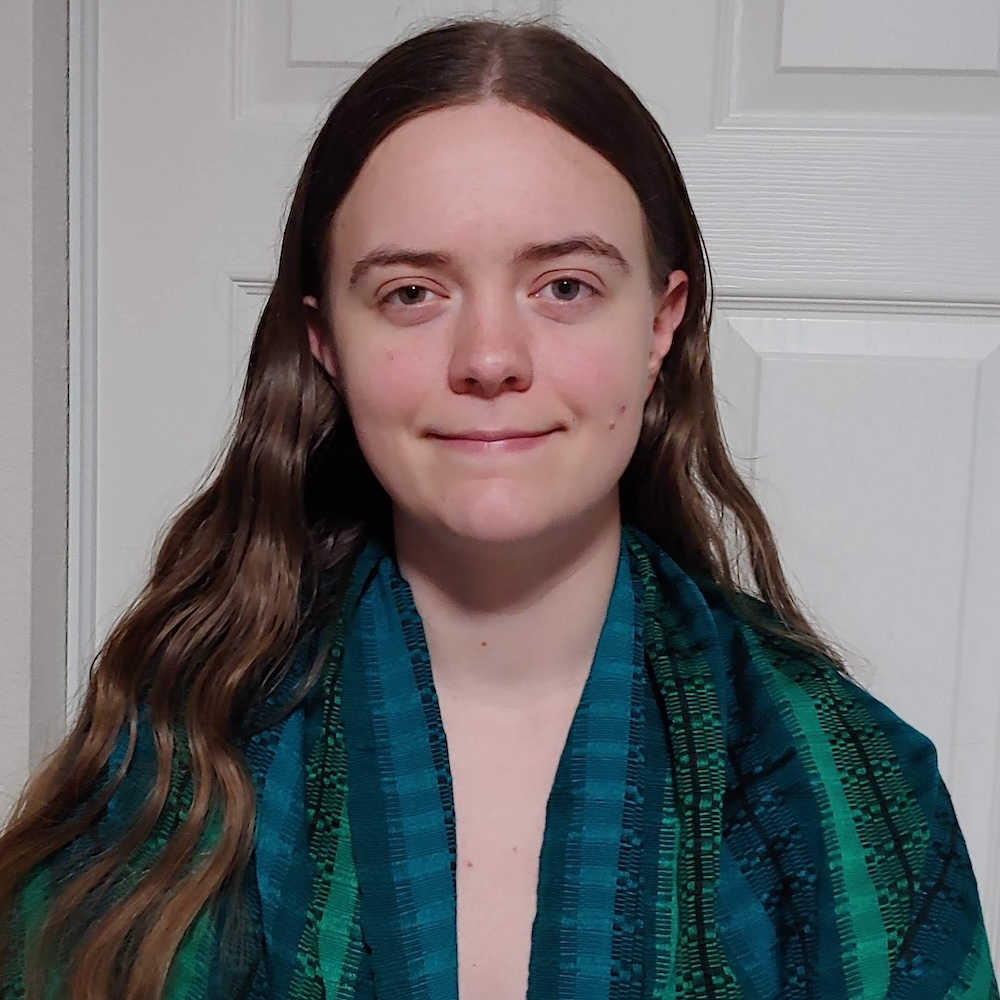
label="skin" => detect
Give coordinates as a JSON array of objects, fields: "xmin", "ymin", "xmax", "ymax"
[{"xmin": 305, "ymin": 99, "xmax": 688, "ymax": 701}]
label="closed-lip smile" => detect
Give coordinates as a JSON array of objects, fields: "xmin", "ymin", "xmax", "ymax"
[{"xmin": 431, "ymin": 428, "xmax": 556, "ymax": 441}]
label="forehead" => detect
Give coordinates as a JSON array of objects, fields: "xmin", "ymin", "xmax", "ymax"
[{"xmin": 329, "ymin": 100, "xmax": 646, "ymax": 269}]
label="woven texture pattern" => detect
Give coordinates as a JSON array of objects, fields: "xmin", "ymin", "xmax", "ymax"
[{"xmin": 4, "ymin": 524, "xmax": 997, "ymax": 999}]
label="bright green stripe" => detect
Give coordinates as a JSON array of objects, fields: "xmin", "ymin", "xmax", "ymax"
[
  {"xmin": 165, "ymin": 907, "xmax": 213, "ymax": 1000},
  {"xmin": 22, "ymin": 864, "xmax": 49, "ymax": 934},
  {"xmin": 814, "ymin": 680, "xmax": 925, "ymax": 952},
  {"xmin": 943, "ymin": 925, "xmax": 1000, "ymax": 1000},
  {"xmin": 762, "ymin": 660, "xmax": 890, "ymax": 999},
  {"xmin": 318, "ymin": 796, "xmax": 358, "ymax": 985},
  {"xmin": 651, "ymin": 806, "xmax": 680, "ymax": 995},
  {"xmin": 20, "ymin": 866, "xmax": 57, "ymax": 1000},
  {"xmin": 164, "ymin": 808, "xmax": 224, "ymax": 1000}
]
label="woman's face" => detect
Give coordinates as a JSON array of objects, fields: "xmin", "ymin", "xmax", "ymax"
[{"xmin": 307, "ymin": 100, "xmax": 687, "ymax": 549}]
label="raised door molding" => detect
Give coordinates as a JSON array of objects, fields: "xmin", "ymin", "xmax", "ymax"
[
  {"xmin": 718, "ymin": 0, "xmax": 1000, "ymax": 129},
  {"xmin": 232, "ymin": 0, "xmax": 553, "ymax": 124}
]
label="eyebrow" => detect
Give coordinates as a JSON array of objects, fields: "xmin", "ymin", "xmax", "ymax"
[{"xmin": 347, "ymin": 233, "xmax": 632, "ymax": 288}]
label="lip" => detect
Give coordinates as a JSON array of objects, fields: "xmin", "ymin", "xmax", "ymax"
[
  {"xmin": 432, "ymin": 428, "xmax": 556, "ymax": 442},
  {"xmin": 430, "ymin": 429, "xmax": 557, "ymax": 452}
]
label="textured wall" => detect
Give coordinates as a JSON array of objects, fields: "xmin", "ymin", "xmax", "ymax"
[{"xmin": 0, "ymin": 0, "xmax": 68, "ymax": 819}]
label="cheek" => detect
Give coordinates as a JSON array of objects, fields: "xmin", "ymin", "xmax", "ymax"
[
  {"xmin": 330, "ymin": 298, "xmax": 432, "ymax": 426},
  {"xmin": 342, "ymin": 345, "xmax": 427, "ymax": 433},
  {"xmin": 557, "ymin": 344, "xmax": 648, "ymax": 435}
]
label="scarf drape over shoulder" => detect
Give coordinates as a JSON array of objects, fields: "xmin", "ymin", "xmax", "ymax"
[{"xmin": 5, "ymin": 525, "xmax": 997, "ymax": 999}]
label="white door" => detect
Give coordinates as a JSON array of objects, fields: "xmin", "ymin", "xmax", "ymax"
[{"xmin": 81, "ymin": 0, "xmax": 1000, "ymax": 955}]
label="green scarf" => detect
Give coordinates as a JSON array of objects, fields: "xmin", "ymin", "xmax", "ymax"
[{"xmin": 5, "ymin": 524, "xmax": 997, "ymax": 999}]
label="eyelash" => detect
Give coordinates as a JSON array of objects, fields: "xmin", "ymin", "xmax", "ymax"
[{"xmin": 378, "ymin": 277, "xmax": 600, "ymax": 308}]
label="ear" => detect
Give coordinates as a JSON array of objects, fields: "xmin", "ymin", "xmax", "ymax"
[
  {"xmin": 646, "ymin": 270, "xmax": 688, "ymax": 399},
  {"xmin": 304, "ymin": 295, "xmax": 339, "ymax": 380}
]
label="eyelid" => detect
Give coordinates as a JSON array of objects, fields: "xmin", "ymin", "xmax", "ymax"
[
  {"xmin": 375, "ymin": 272, "xmax": 603, "ymax": 307},
  {"xmin": 377, "ymin": 281, "xmax": 443, "ymax": 306},
  {"xmin": 532, "ymin": 274, "xmax": 602, "ymax": 299}
]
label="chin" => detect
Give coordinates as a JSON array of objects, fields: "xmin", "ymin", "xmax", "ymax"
[
  {"xmin": 441, "ymin": 513, "xmax": 560, "ymax": 547},
  {"xmin": 414, "ymin": 499, "xmax": 613, "ymax": 553},
  {"xmin": 390, "ymin": 477, "xmax": 621, "ymax": 550}
]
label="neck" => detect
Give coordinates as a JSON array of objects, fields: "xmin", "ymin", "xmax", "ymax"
[{"xmin": 391, "ymin": 504, "xmax": 623, "ymax": 704}]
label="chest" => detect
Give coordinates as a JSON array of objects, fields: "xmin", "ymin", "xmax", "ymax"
[{"xmin": 436, "ymin": 692, "xmax": 580, "ymax": 1000}]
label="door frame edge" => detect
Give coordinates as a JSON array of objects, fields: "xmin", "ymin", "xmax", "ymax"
[{"xmin": 67, "ymin": 0, "xmax": 99, "ymax": 722}]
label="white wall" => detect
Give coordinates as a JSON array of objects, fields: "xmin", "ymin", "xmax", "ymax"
[{"xmin": 0, "ymin": 0, "xmax": 69, "ymax": 818}]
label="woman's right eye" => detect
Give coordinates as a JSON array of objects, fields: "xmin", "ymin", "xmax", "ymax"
[{"xmin": 380, "ymin": 284, "xmax": 437, "ymax": 307}]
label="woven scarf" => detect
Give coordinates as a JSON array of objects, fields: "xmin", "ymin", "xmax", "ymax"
[{"xmin": 5, "ymin": 524, "xmax": 997, "ymax": 999}]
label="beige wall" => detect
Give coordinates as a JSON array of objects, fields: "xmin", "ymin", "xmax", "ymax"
[{"xmin": 0, "ymin": 0, "xmax": 69, "ymax": 818}]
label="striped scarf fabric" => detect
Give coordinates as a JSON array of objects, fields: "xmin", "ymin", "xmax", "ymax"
[{"xmin": 5, "ymin": 524, "xmax": 997, "ymax": 998}]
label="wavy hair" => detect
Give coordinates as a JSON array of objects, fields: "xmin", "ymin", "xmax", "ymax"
[{"xmin": 0, "ymin": 17, "xmax": 839, "ymax": 999}]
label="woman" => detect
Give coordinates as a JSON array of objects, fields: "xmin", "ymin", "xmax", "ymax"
[{"xmin": 0, "ymin": 17, "xmax": 995, "ymax": 1000}]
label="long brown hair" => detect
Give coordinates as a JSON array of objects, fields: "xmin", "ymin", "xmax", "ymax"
[{"xmin": 0, "ymin": 17, "xmax": 839, "ymax": 999}]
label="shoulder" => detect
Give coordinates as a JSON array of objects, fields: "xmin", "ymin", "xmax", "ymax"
[
  {"xmin": 700, "ymin": 591, "xmax": 997, "ymax": 995},
  {"xmin": 696, "ymin": 583, "xmax": 942, "ymax": 826},
  {"xmin": 627, "ymin": 525, "xmax": 941, "ymax": 812}
]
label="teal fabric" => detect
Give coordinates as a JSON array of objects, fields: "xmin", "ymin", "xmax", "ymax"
[
  {"xmin": 4, "ymin": 523, "xmax": 997, "ymax": 1000},
  {"xmin": 340, "ymin": 545, "xmax": 461, "ymax": 999},
  {"xmin": 526, "ymin": 535, "xmax": 644, "ymax": 996},
  {"xmin": 338, "ymin": 530, "xmax": 644, "ymax": 999}
]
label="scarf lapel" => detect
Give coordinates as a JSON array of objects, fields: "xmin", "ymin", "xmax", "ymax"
[
  {"xmin": 251, "ymin": 526, "xmax": 741, "ymax": 999},
  {"xmin": 340, "ymin": 552, "xmax": 460, "ymax": 1000}
]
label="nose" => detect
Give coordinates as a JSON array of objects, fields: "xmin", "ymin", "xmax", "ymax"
[{"xmin": 447, "ymin": 292, "xmax": 533, "ymax": 398}]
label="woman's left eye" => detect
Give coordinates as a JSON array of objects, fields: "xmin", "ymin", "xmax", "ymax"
[{"xmin": 537, "ymin": 278, "xmax": 598, "ymax": 303}]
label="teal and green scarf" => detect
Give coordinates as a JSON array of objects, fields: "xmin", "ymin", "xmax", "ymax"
[{"xmin": 5, "ymin": 524, "xmax": 997, "ymax": 998}]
